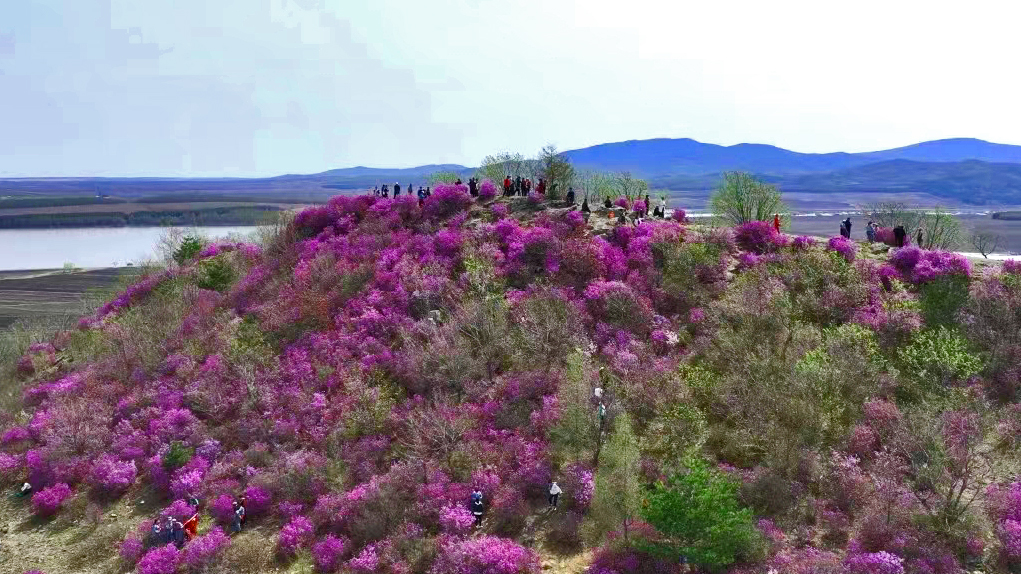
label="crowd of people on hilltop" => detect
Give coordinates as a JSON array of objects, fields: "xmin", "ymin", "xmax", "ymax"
[
  {"xmin": 369, "ymin": 177, "xmax": 684, "ymax": 232},
  {"xmin": 840, "ymin": 217, "xmax": 925, "ymax": 248}
]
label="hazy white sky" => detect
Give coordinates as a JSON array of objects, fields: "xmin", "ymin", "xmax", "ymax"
[{"xmin": 2, "ymin": 0, "xmax": 1019, "ymax": 177}]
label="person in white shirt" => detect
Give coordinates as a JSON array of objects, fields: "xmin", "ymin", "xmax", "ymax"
[{"xmin": 548, "ymin": 481, "xmax": 562, "ymax": 509}]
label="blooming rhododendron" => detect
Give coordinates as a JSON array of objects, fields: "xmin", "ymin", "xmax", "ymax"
[
  {"xmin": 182, "ymin": 527, "xmax": 230, "ymax": 570},
  {"xmin": 137, "ymin": 544, "xmax": 181, "ymax": 574},
  {"xmin": 312, "ymin": 535, "xmax": 349, "ymax": 573},
  {"xmin": 31, "ymin": 483, "xmax": 72, "ymax": 517},
  {"xmin": 439, "ymin": 504, "xmax": 475, "ymax": 534},
  {"xmin": 278, "ymin": 515, "xmax": 315, "ymax": 556},
  {"xmin": 431, "ymin": 536, "xmax": 539, "ymax": 574}
]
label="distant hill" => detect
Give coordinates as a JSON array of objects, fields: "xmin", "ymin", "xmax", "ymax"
[
  {"xmin": 777, "ymin": 159, "xmax": 1021, "ymax": 204},
  {"xmin": 561, "ymin": 137, "xmax": 1021, "ymax": 178},
  {"xmin": 7, "ymin": 137, "xmax": 1021, "ymax": 205}
]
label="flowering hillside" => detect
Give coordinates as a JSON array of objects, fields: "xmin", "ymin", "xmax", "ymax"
[{"xmin": 6, "ymin": 187, "xmax": 1021, "ymax": 574}]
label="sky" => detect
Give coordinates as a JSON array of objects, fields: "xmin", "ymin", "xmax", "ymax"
[{"xmin": 2, "ymin": 0, "xmax": 1021, "ymax": 177}]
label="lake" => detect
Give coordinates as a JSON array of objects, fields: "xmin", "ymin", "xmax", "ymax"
[{"xmin": 3, "ymin": 226, "xmax": 265, "ymax": 271}]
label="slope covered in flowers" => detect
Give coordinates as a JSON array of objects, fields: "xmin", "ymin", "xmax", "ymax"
[{"xmin": 7, "ymin": 186, "xmax": 1021, "ymax": 574}]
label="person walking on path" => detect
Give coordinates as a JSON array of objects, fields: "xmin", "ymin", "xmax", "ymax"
[
  {"xmin": 773, "ymin": 213, "xmax": 781, "ymax": 234},
  {"xmin": 503, "ymin": 176, "xmax": 512, "ymax": 196},
  {"xmin": 469, "ymin": 489, "xmax": 485, "ymax": 525},
  {"xmin": 548, "ymin": 481, "xmax": 562, "ymax": 510}
]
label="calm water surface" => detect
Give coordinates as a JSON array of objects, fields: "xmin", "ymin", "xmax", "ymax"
[{"xmin": 3, "ymin": 226, "xmax": 265, "ymax": 271}]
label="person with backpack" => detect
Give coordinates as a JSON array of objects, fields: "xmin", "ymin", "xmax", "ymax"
[
  {"xmin": 548, "ymin": 481, "xmax": 562, "ymax": 509},
  {"xmin": 469, "ymin": 489, "xmax": 485, "ymax": 525}
]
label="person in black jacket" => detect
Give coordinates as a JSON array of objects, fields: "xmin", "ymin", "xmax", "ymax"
[
  {"xmin": 394, "ymin": 182, "xmax": 401, "ymax": 196},
  {"xmin": 843, "ymin": 217, "xmax": 852, "ymax": 238},
  {"xmin": 565, "ymin": 187, "xmax": 576, "ymax": 205},
  {"xmin": 469, "ymin": 489, "xmax": 485, "ymax": 525},
  {"xmin": 893, "ymin": 225, "xmax": 906, "ymax": 247}
]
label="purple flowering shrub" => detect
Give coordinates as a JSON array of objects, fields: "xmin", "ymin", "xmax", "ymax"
[
  {"xmin": 278, "ymin": 515, "xmax": 315, "ymax": 556},
  {"xmin": 438, "ymin": 504, "xmax": 475, "ymax": 535},
  {"xmin": 827, "ymin": 235, "xmax": 857, "ymax": 262},
  {"xmin": 31, "ymin": 483, "xmax": 72, "ymax": 516},
  {"xmin": 734, "ymin": 220, "xmax": 787, "ymax": 254},
  {"xmin": 87, "ymin": 454, "xmax": 137, "ymax": 498},
  {"xmin": 312, "ymin": 535, "xmax": 349, "ymax": 573},
  {"xmin": 424, "ymin": 184, "xmax": 473, "ymax": 219},
  {"xmin": 431, "ymin": 536, "xmax": 540, "ymax": 574},
  {"xmin": 182, "ymin": 527, "xmax": 229, "ymax": 570},
  {"xmin": 479, "ymin": 179, "xmax": 498, "ymax": 201},
  {"xmin": 137, "ymin": 544, "xmax": 181, "ymax": 574}
]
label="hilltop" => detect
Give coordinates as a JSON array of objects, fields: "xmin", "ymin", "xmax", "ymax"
[{"xmin": 5, "ymin": 189, "xmax": 1021, "ymax": 573}]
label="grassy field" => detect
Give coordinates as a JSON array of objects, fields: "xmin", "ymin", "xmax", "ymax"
[{"xmin": 0, "ymin": 268, "xmax": 139, "ymax": 328}]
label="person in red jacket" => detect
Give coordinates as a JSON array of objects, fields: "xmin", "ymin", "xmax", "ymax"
[
  {"xmin": 183, "ymin": 513, "xmax": 199, "ymax": 540},
  {"xmin": 503, "ymin": 176, "xmax": 512, "ymax": 197},
  {"xmin": 773, "ymin": 213, "xmax": 781, "ymax": 233}
]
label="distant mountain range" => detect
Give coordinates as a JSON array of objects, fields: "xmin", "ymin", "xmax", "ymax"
[{"xmin": 7, "ymin": 138, "xmax": 1021, "ymax": 205}]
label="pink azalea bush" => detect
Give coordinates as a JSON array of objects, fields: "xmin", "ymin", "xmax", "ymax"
[
  {"xmin": 137, "ymin": 544, "xmax": 181, "ymax": 574},
  {"xmin": 278, "ymin": 515, "xmax": 315, "ymax": 556},
  {"xmin": 182, "ymin": 527, "xmax": 230, "ymax": 570},
  {"xmin": 827, "ymin": 235, "xmax": 857, "ymax": 262},
  {"xmin": 312, "ymin": 535, "xmax": 349, "ymax": 573},
  {"xmin": 479, "ymin": 179, "xmax": 498, "ymax": 201},
  {"xmin": 735, "ymin": 220, "xmax": 787, "ymax": 254},
  {"xmin": 31, "ymin": 482, "xmax": 72, "ymax": 517},
  {"xmin": 431, "ymin": 536, "xmax": 539, "ymax": 574}
]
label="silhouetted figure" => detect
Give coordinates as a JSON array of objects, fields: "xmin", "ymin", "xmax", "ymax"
[
  {"xmin": 425, "ymin": 187, "xmax": 431, "ymax": 197},
  {"xmin": 644, "ymin": 194, "xmax": 651, "ymax": 216},
  {"xmin": 894, "ymin": 225, "xmax": 906, "ymax": 247},
  {"xmin": 455, "ymin": 178, "xmax": 462, "ymax": 185},
  {"xmin": 916, "ymin": 227, "xmax": 924, "ymax": 249},
  {"xmin": 581, "ymin": 198, "xmax": 591, "ymax": 221},
  {"xmin": 774, "ymin": 214, "xmax": 781, "ymax": 233},
  {"xmin": 407, "ymin": 184, "xmax": 413, "ymax": 196},
  {"xmin": 566, "ymin": 187, "xmax": 576, "ymax": 205},
  {"xmin": 866, "ymin": 221, "xmax": 876, "ymax": 243},
  {"xmin": 515, "ymin": 176, "xmax": 523, "ymax": 196},
  {"xmin": 604, "ymin": 197, "xmax": 613, "ymax": 209},
  {"xmin": 382, "ymin": 185, "xmax": 389, "ymax": 198},
  {"xmin": 468, "ymin": 177, "xmax": 478, "ymax": 197},
  {"xmin": 844, "ymin": 217, "xmax": 852, "ymax": 238},
  {"xmin": 537, "ymin": 178, "xmax": 546, "ymax": 194},
  {"xmin": 394, "ymin": 182, "xmax": 401, "ymax": 196}
]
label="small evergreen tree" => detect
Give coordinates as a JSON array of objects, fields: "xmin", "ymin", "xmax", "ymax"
[
  {"xmin": 584, "ymin": 413, "xmax": 643, "ymax": 545},
  {"xmin": 640, "ymin": 456, "xmax": 761, "ymax": 572},
  {"xmin": 173, "ymin": 234, "xmax": 205, "ymax": 265},
  {"xmin": 549, "ymin": 353, "xmax": 598, "ymax": 464}
]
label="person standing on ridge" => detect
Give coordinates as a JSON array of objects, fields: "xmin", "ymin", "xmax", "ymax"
[
  {"xmin": 866, "ymin": 221, "xmax": 876, "ymax": 243},
  {"xmin": 916, "ymin": 227, "xmax": 924, "ymax": 249},
  {"xmin": 774, "ymin": 213, "xmax": 781, "ymax": 233},
  {"xmin": 566, "ymin": 187, "xmax": 576, "ymax": 205},
  {"xmin": 844, "ymin": 217, "xmax": 853, "ymax": 238},
  {"xmin": 893, "ymin": 225, "xmax": 906, "ymax": 247},
  {"xmin": 503, "ymin": 176, "xmax": 512, "ymax": 196}
]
